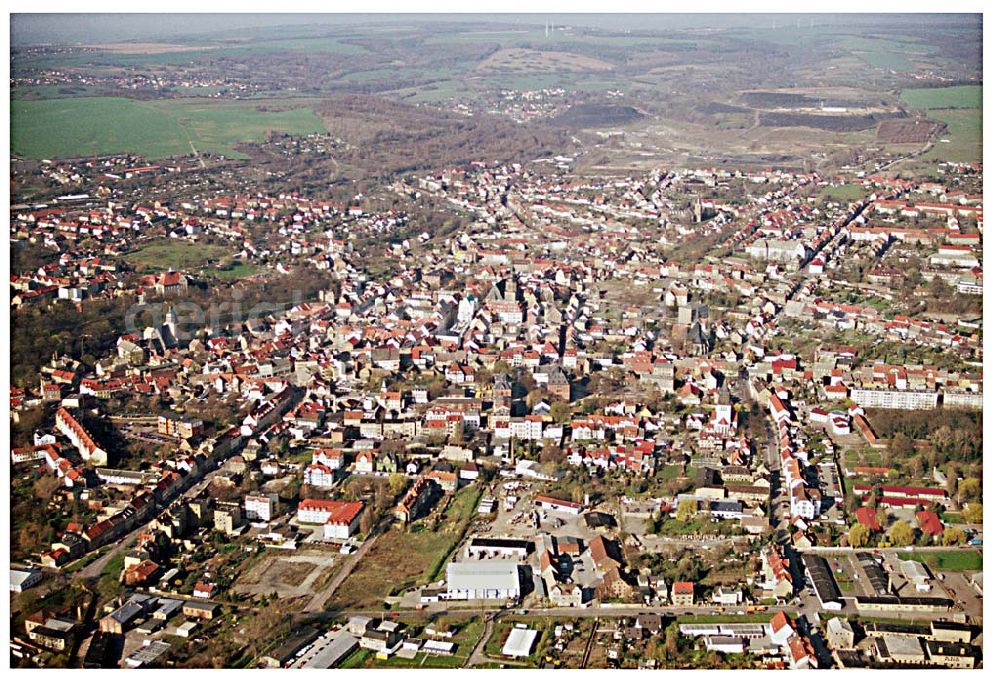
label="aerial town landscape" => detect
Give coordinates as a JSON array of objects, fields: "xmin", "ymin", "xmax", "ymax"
[{"xmin": 7, "ymin": 11, "xmax": 985, "ymax": 670}]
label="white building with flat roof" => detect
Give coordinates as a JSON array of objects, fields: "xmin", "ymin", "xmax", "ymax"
[
  {"xmin": 502, "ymin": 627, "xmax": 538, "ymax": 658},
  {"xmin": 900, "ymin": 560, "xmax": 932, "ymax": 592},
  {"xmin": 942, "ymin": 391, "xmax": 983, "ymax": 410},
  {"xmin": 244, "ymin": 494, "xmax": 278, "ymax": 522},
  {"xmin": 446, "ymin": 561, "xmax": 521, "ymax": 601},
  {"xmin": 10, "ymin": 568, "xmax": 43, "ymax": 593},
  {"xmin": 849, "ymin": 389, "xmax": 938, "ymax": 411}
]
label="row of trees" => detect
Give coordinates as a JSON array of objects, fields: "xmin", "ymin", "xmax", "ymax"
[
  {"xmin": 867, "ymin": 408, "xmax": 982, "ymax": 466},
  {"xmin": 846, "ymin": 504, "xmax": 980, "ymax": 549}
]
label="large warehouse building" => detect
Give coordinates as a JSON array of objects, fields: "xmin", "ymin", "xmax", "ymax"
[{"xmin": 445, "ymin": 562, "xmax": 522, "ymax": 601}]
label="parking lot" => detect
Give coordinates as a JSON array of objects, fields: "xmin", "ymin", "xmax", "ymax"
[
  {"xmin": 119, "ymin": 421, "xmax": 178, "ymax": 446},
  {"xmin": 471, "ymin": 481, "xmax": 597, "ymax": 542}
]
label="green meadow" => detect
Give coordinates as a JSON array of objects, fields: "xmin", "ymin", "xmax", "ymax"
[
  {"xmin": 11, "ymin": 96, "xmax": 326, "ymax": 160},
  {"xmin": 925, "ymin": 109, "xmax": 982, "ymax": 163},
  {"xmin": 124, "ymin": 241, "xmax": 232, "ymax": 272},
  {"xmin": 896, "ymin": 86, "xmax": 982, "ymax": 164},
  {"xmin": 898, "ymin": 550, "xmax": 983, "ymax": 572},
  {"xmin": 901, "ymin": 85, "xmax": 982, "ymax": 111}
]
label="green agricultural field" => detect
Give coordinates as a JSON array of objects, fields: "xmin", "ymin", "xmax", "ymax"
[
  {"xmin": 898, "ymin": 550, "xmax": 983, "ymax": 572},
  {"xmin": 243, "ymin": 36, "xmax": 368, "ymax": 55},
  {"xmin": 426, "ymin": 29, "xmax": 690, "ymax": 49},
  {"xmin": 341, "ymin": 68, "xmax": 405, "ymax": 82},
  {"xmin": 838, "ymin": 36, "xmax": 937, "ymax": 54},
  {"xmin": 394, "ymin": 80, "xmax": 473, "ymax": 103},
  {"xmin": 855, "ymin": 50, "xmax": 914, "ymax": 72},
  {"xmin": 11, "ymin": 96, "xmax": 326, "ymax": 160},
  {"xmin": 835, "ymin": 35, "xmax": 938, "ymax": 73},
  {"xmin": 124, "ymin": 241, "xmax": 232, "ymax": 273},
  {"xmin": 480, "ymin": 73, "xmax": 583, "ymax": 90},
  {"xmin": 925, "ymin": 109, "xmax": 982, "ymax": 163},
  {"xmin": 16, "ymin": 38, "xmax": 366, "ymax": 70},
  {"xmin": 901, "ymin": 85, "xmax": 982, "ymax": 111},
  {"xmin": 896, "ymin": 86, "xmax": 982, "ymax": 164}
]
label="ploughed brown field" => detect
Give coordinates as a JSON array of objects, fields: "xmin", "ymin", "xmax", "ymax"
[{"xmin": 877, "ymin": 119, "xmax": 944, "ymax": 144}]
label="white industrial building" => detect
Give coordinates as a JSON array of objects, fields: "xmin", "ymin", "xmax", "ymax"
[
  {"xmin": 502, "ymin": 627, "xmax": 538, "ymax": 658},
  {"xmin": 705, "ymin": 636, "xmax": 746, "ymax": 654},
  {"xmin": 10, "ymin": 568, "xmax": 43, "ymax": 593},
  {"xmin": 466, "ymin": 537, "xmax": 531, "ymax": 560},
  {"xmin": 900, "ymin": 560, "xmax": 933, "ymax": 592},
  {"xmin": 446, "ymin": 561, "xmax": 521, "ymax": 601}
]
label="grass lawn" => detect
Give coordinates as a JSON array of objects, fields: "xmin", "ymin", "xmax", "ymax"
[
  {"xmin": 676, "ymin": 613, "xmax": 775, "ymax": 624},
  {"xmin": 124, "ymin": 240, "xmax": 232, "ymax": 273},
  {"xmin": 338, "ymin": 647, "xmax": 371, "ymax": 669},
  {"xmin": 11, "ymin": 96, "xmax": 326, "ymax": 160},
  {"xmin": 898, "ymin": 550, "xmax": 982, "ymax": 572},
  {"xmin": 834, "ymin": 572, "xmax": 856, "ymax": 595},
  {"xmin": 658, "ymin": 464, "xmax": 683, "ymax": 483},
  {"xmin": 325, "ymin": 485, "xmax": 482, "ymax": 610},
  {"xmin": 94, "ymin": 551, "xmax": 125, "ymax": 599},
  {"xmin": 821, "ymin": 184, "xmax": 866, "ymax": 202},
  {"xmin": 211, "ymin": 262, "xmax": 261, "ymax": 279},
  {"xmin": 101, "ymin": 552, "xmax": 124, "ymax": 578},
  {"xmin": 654, "ymin": 516, "xmax": 734, "ymax": 537},
  {"xmin": 901, "ymin": 85, "xmax": 982, "ymax": 110},
  {"xmin": 427, "ymin": 484, "xmax": 485, "ymax": 581}
]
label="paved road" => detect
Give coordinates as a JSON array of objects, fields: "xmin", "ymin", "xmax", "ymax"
[
  {"xmin": 77, "ymin": 456, "xmax": 242, "ymax": 581},
  {"xmin": 79, "ymin": 535, "xmax": 138, "ymax": 580}
]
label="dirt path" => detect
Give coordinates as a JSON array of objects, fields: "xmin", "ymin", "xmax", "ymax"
[
  {"xmin": 579, "ymin": 619, "xmax": 599, "ymax": 668},
  {"xmin": 188, "ymin": 138, "xmax": 207, "ymax": 168},
  {"xmin": 465, "ymin": 617, "xmax": 495, "ymax": 667},
  {"xmin": 302, "ymin": 535, "xmax": 379, "ymax": 613}
]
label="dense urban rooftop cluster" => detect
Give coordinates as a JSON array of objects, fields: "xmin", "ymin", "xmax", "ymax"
[{"xmin": 9, "ymin": 142, "xmax": 983, "ymax": 670}]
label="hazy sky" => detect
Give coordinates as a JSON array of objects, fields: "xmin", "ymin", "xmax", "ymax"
[{"xmin": 11, "ymin": 13, "xmax": 980, "ymax": 47}]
